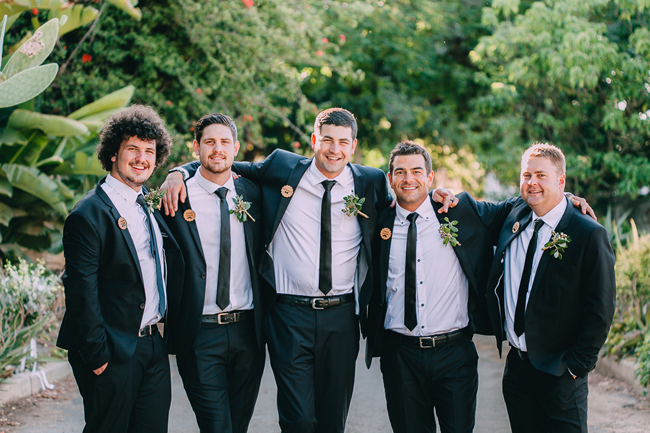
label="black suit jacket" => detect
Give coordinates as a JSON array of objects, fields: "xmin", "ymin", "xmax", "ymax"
[
  {"xmin": 485, "ymin": 197, "xmax": 616, "ymax": 378},
  {"xmin": 363, "ymin": 192, "xmax": 518, "ymax": 367},
  {"xmin": 163, "ymin": 176, "xmax": 270, "ymax": 354},
  {"xmin": 181, "ymin": 149, "xmax": 393, "ymax": 314},
  {"xmin": 57, "ymin": 177, "xmax": 185, "ymax": 370}
]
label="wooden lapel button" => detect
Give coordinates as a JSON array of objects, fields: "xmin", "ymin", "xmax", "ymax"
[
  {"xmin": 281, "ymin": 185, "xmax": 294, "ymax": 198},
  {"xmin": 380, "ymin": 228, "xmax": 392, "ymax": 240},
  {"xmin": 118, "ymin": 217, "xmax": 127, "ymax": 230},
  {"xmin": 512, "ymin": 221, "xmax": 520, "ymax": 234},
  {"xmin": 183, "ymin": 209, "xmax": 196, "ymax": 222}
]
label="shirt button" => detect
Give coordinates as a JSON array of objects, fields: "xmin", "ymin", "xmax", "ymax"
[
  {"xmin": 417, "ymin": 259, "xmax": 421, "ymax": 262},
  {"xmin": 421, "ymin": 325, "xmax": 425, "ymax": 329},
  {"xmin": 139, "ymin": 303, "xmax": 145, "ymax": 309},
  {"xmin": 420, "ymin": 281, "xmax": 423, "ymax": 284},
  {"xmin": 201, "ymin": 273, "xmax": 206, "ymax": 279},
  {"xmin": 420, "ymin": 303, "xmax": 424, "ymax": 307}
]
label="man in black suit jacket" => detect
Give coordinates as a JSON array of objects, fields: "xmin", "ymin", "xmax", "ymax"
[
  {"xmin": 163, "ymin": 113, "xmax": 268, "ymax": 433},
  {"xmin": 485, "ymin": 143, "xmax": 616, "ymax": 433},
  {"xmin": 364, "ymin": 141, "xmax": 517, "ymax": 433},
  {"xmin": 163, "ymin": 108, "xmax": 393, "ymax": 433},
  {"xmin": 57, "ymin": 105, "xmax": 184, "ymax": 433}
]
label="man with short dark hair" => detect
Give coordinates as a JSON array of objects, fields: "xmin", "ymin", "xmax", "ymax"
[
  {"xmin": 485, "ymin": 143, "xmax": 616, "ymax": 433},
  {"xmin": 163, "ymin": 113, "xmax": 267, "ymax": 433},
  {"xmin": 162, "ymin": 107, "xmax": 393, "ymax": 433},
  {"xmin": 57, "ymin": 105, "xmax": 184, "ymax": 433}
]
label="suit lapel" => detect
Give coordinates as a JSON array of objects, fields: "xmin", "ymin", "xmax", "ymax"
[
  {"xmin": 378, "ymin": 209, "xmax": 396, "ymax": 302},
  {"xmin": 498, "ymin": 212, "xmax": 533, "ymax": 257},
  {"xmin": 235, "ymin": 178, "xmax": 255, "ymax": 263},
  {"xmin": 269, "ymin": 158, "xmax": 311, "ymax": 241},
  {"xmin": 178, "ymin": 186, "xmax": 205, "ymax": 262},
  {"xmin": 95, "ymin": 177, "xmax": 144, "ymax": 283},
  {"xmin": 350, "ymin": 163, "xmax": 370, "ymax": 258}
]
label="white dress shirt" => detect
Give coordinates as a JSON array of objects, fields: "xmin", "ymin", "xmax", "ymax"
[
  {"xmin": 186, "ymin": 168, "xmax": 253, "ymax": 314},
  {"xmin": 384, "ymin": 199, "xmax": 469, "ymax": 336},
  {"xmin": 504, "ymin": 197, "xmax": 568, "ymax": 351},
  {"xmin": 271, "ymin": 161, "xmax": 362, "ymax": 297},
  {"xmin": 102, "ymin": 174, "xmax": 166, "ymax": 328}
]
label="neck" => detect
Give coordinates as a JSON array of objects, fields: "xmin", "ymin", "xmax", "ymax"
[
  {"xmin": 315, "ymin": 163, "xmax": 344, "ymax": 179},
  {"xmin": 109, "ymin": 171, "xmax": 143, "ymax": 193},
  {"xmin": 201, "ymin": 166, "xmax": 232, "ymax": 186},
  {"xmin": 531, "ymin": 196, "xmax": 564, "ymax": 217},
  {"xmin": 398, "ymin": 196, "xmax": 427, "ymax": 213}
]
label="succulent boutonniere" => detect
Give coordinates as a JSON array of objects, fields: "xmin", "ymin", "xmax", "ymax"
[
  {"xmin": 230, "ymin": 195, "xmax": 256, "ymax": 222},
  {"xmin": 343, "ymin": 193, "xmax": 368, "ymax": 218},
  {"xmin": 144, "ymin": 188, "xmax": 166, "ymax": 214},
  {"xmin": 542, "ymin": 231, "xmax": 571, "ymax": 259},
  {"xmin": 439, "ymin": 217, "xmax": 461, "ymax": 247}
]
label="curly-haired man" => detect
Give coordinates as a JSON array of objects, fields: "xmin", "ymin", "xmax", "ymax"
[{"xmin": 57, "ymin": 105, "xmax": 185, "ymax": 433}]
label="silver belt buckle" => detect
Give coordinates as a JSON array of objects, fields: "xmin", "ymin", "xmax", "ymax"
[
  {"xmin": 419, "ymin": 337, "xmax": 435, "ymax": 348},
  {"xmin": 311, "ymin": 298, "xmax": 327, "ymax": 309},
  {"xmin": 217, "ymin": 313, "xmax": 231, "ymax": 325},
  {"xmin": 138, "ymin": 325, "xmax": 150, "ymax": 337}
]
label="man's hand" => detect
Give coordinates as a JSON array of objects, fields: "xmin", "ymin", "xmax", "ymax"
[
  {"xmin": 567, "ymin": 194, "xmax": 596, "ymax": 220},
  {"xmin": 93, "ymin": 362, "xmax": 108, "ymax": 376},
  {"xmin": 161, "ymin": 172, "xmax": 186, "ymax": 217},
  {"xmin": 431, "ymin": 188, "xmax": 458, "ymax": 213}
]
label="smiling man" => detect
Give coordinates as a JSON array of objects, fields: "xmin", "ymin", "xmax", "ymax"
[
  {"xmin": 161, "ymin": 107, "xmax": 392, "ymax": 433},
  {"xmin": 485, "ymin": 143, "xmax": 616, "ymax": 433},
  {"xmin": 162, "ymin": 113, "xmax": 267, "ymax": 433},
  {"xmin": 57, "ymin": 105, "xmax": 184, "ymax": 433}
]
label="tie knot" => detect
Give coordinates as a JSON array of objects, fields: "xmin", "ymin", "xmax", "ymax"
[
  {"xmin": 407, "ymin": 212, "xmax": 418, "ymax": 223},
  {"xmin": 136, "ymin": 194, "xmax": 147, "ymax": 209},
  {"xmin": 533, "ymin": 218, "xmax": 544, "ymax": 232},
  {"xmin": 322, "ymin": 180, "xmax": 336, "ymax": 192},
  {"xmin": 215, "ymin": 187, "xmax": 228, "ymax": 199}
]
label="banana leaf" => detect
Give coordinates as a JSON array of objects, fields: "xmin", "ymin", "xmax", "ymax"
[
  {"xmin": 1, "ymin": 163, "xmax": 68, "ymax": 216},
  {"xmin": 68, "ymin": 85, "xmax": 135, "ymax": 120},
  {"xmin": 49, "ymin": 5, "xmax": 98, "ymax": 37},
  {"xmin": 8, "ymin": 109, "xmax": 89, "ymax": 136}
]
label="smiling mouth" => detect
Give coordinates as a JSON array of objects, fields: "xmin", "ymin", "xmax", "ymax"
[
  {"xmin": 325, "ymin": 155, "xmax": 342, "ymax": 162},
  {"xmin": 131, "ymin": 164, "xmax": 148, "ymax": 172}
]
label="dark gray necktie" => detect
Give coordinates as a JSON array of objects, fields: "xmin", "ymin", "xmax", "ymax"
[
  {"xmin": 135, "ymin": 195, "xmax": 165, "ymax": 317},
  {"xmin": 216, "ymin": 187, "xmax": 231, "ymax": 310},
  {"xmin": 405, "ymin": 212, "xmax": 419, "ymax": 331},
  {"xmin": 514, "ymin": 218, "xmax": 544, "ymax": 337},
  {"xmin": 319, "ymin": 180, "xmax": 337, "ymax": 295}
]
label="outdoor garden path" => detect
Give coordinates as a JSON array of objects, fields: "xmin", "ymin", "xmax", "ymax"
[{"xmin": 1, "ymin": 335, "xmax": 649, "ymax": 433}]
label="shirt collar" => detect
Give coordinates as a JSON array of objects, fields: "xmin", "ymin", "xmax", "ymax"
[
  {"xmin": 195, "ymin": 166, "xmax": 236, "ymax": 195},
  {"xmin": 105, "ymin": 173, "xmax": 142, "ymax": 205},
  {"xmin": 533, "ymin": 196, "xmax": 567, "ymax": 230},
  {"xmin": 306, "ymin": 159, "xmax": 352, "ymax": 189},
  {"xmin": 396, "ymin": 196, "xmax": 434, "ymax": 223}
]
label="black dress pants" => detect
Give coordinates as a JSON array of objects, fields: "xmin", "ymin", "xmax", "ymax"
[
  {"xmin": 176, "ymin": 318, "xmax": 265, "ymax": 433},
  {"xmin": 265, "ymin": 301, "xmax": 359, "ymax": 433},
  {"xmin": 380, "ymin": 331, "xmax": 479, "ymax": 433},
  {"xmin": 68, "ymin": 329, "xmax": 171, "ymax": 433},
  {"xmin": 503, "ymin": 347, "xmax": 588, "ymax": 433}
]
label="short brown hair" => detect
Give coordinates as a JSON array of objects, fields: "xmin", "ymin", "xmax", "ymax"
[
  {"xmin": 314, "ymin": 107, "xmax": 357, "ymax": 141},
  {"xmin": 389, "ymin": 140, "xmax": 433, "ymax": 174},
  {"xmin": 521, "ymin": 142, "xmax": 566, "ymax": 176},
  {"xmin": 194, "ymin": 113, "xmax": 238, "ymax": 143}
]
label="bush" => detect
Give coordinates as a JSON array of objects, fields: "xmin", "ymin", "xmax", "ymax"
[{"xmin": 0, "ymin": 259, "xmax": 62, "ymax": 381}]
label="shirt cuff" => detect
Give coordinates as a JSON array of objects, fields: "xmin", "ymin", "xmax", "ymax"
[{"xmin": 169, "ymin": 167, "xmax": 189, "ymax": 180}]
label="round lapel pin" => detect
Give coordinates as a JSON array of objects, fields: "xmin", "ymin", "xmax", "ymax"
[
  {"xmin": 118, "ymin": 217, "xmax": 128, "ymax": 230},
  {"xmin": 512, "ymin": 221, "xmax": 520, "ymax": 234},
  {"xmin": 380, "ymin": 228, "xmax": 392, "ymax": 240},
  {"xmin": 281, "ymin": 185, "xmax": 294, "ymax": 198},
  {"xmin": 183, "ymin": 209, "xmax": 196, "ymax": 222}
]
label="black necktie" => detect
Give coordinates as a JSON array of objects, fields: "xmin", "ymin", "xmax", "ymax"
[
  {"xmin": 514, "ymin": 218, "xmax": 545, "ymax": 337},
  {"xmin": 216, "ymin": 187, "xmax": 231, "ymax": 310},
  {"xmin": 319, "ymin": 180, "xmax": 337, "ymax": 295},
  {"xmin": 405, "ymin": 212, "xmax": 418, "ymax": 331},
  {"xmin": 135, "ymin": 194, "xmax": 165, "ymax": 317}
]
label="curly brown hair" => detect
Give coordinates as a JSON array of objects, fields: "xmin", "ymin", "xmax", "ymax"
[{"xmin": 96, "ymin": 105, "xmax": 173, "ymax": 171}]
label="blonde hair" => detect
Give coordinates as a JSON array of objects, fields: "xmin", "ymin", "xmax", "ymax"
[{"xmin": 521, "ymin": 142, "xmax": 566, "ymax": 176}]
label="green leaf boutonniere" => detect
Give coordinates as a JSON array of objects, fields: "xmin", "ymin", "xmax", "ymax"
[
  {"xmin": 230, "ymin": 195, "xmax": 256, "ymax": 223},
  {"xmin": 542, "ymin": 231, "xmax": 571, "ymax": 259},
  {"xmin": 439, "ymin": 217, "xmax": 461, "ymax": 247},
  {"xmin": 343, "ymin": 193, "xmax": 368, "ymax": 218},
  {"xmin": 144, "ymin": 188, "xmax": 166, "ymax": 213}
]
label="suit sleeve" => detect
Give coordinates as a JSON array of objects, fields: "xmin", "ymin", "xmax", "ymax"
[
  {"xmin": 375, "ymin": 171, "xmax": 393, "ymax": 212},
  {"xmin": 467, "ymin": 194, "xmax": 520, "ymax": 237},
  {"xmin": 61, "ymin": 213, "xmax": 111, "ymax": 370},
  {"xmin": 565, "ymin": 226, "xmax": 616, "ymax": 377}
]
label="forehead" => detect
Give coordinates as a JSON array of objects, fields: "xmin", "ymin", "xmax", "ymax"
[
  {"xmin": 121, "ymin": 136, "xmax": 156, "ymax": 150},
  {"xmin": 521, "ymin": 155, "xmax": 555, "ymax": 172},
  {"xmin": 392, "ymin": 153, "xmax": 427, "ymax": 170},
  {"xmin": 317, "ymin": 124, "xmax": 353, "ymax": 141},
  {"xmin": 201, "ymin": 123, "xmax": 234, "ymax": 142}
]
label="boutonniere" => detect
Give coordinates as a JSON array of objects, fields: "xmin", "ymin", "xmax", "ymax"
[
  {"xmin": 439, "ymin": 217, "xmax": 461, "ymax": 247},
  {"xmin": 542, "ymin": 231, "xmax": 571, "ymax": 259},
  {"xmin": 343, "ymin": 193, "xmax": 368, "ymax": 218},
  {"xmin": 230, "ymin": 195, "xmax": 256, "ymax": 222},
  {"xmin": 144, "ymin": 188, "xmax": 165, "ymax": 213}
]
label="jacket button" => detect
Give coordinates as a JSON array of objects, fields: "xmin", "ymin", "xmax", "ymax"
[
  {"xmin": 201, "ymin": 273, "xmax": 206, "ymax": 279},
  {"xmin": 140, "ymin": 303, "xmax": 145, "ymax": 309}
]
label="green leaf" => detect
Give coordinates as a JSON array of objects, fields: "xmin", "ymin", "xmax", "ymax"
[
  {"xmin": 0, "ymin": 63, "xmax": 58, "ymax": 108},
  {"xmin": 49, "ymin": 5, "xmax": 98, "ymax": 37},
  {"xmin": 2, "ymin": 18, "xmax": 59, "ymax": 79},
  {"xmin": 8, "ymin": 109, "xmax": 89, "ymax": 136},
  {"xmin": 1, "ymin": 163, "xmax": 67, "ymax": 215},
  {"xmin": 0, "ymin": 6, "xmax": 28, "ymax": 32},
  {"xmin": 52, "ymin": 151, "xmax": 105, "ymax": 176},
  {"xmin": 68, "ymin": 85, "xmax": 135, "ymax": 120},
  {"xmin": 106, "ymin": 0, "xmax": 142, "ymax": 21},
  {"xmin": 0, "ymin": 201, "xmax": 14, "ymax": 225},
  {"xmin": 0, "ymin": 127, "xmax": 27, "ymax": 145}
]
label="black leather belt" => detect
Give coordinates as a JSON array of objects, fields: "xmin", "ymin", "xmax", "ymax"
[
  {"xmin": 275, "ymin": 293, "xmax": 354, "ymax": 310},
  {"xmin": 387, "ymin": 329, "xmax": 467, "ymax": 349},
  {"xmin": 138, "ymin": 324, "xmax": 159, "ymax": 337},
  {"xmin": 202, "ymin": 310, "xmax": 252, "ymax": 325}
]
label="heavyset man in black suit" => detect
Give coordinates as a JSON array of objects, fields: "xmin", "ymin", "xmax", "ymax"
[
  {"xmin": 485, "ymin": 143, "xmax": 616, "ymax": 433},
  {"xmin": 56, "ymin": 105, "xmax": 184, "ymax": 433},
  {"xmin": 163, "ymin": 113, "xmax": 268, "ymax": 433},
  {"xmin": 163, "ymin": 108, "xmax": 393, "ymax": 433}
]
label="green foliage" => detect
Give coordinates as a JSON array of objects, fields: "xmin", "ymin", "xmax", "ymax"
[
  {"xmin": 439, "ymin": 217, "xmax": 461, "ymax": 247},
  {"xmin": 637, "ymin": 333, "xmax": 650, "ymax": 391}
]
